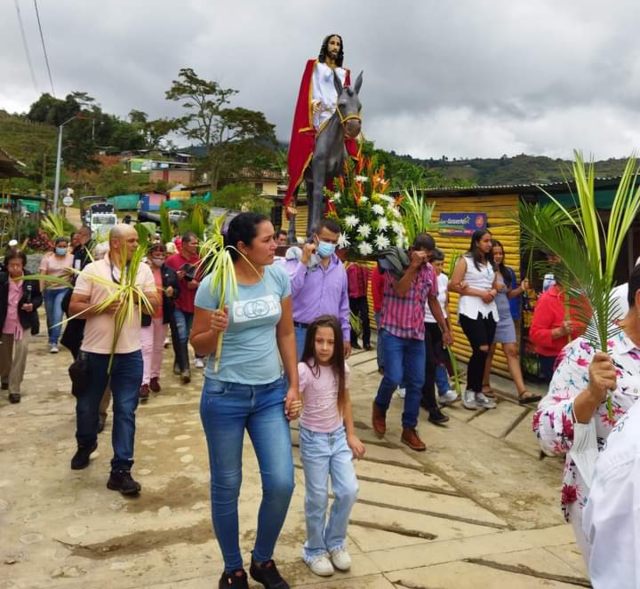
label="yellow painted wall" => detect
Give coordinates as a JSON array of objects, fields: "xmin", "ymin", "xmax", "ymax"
[{"xmin": 432, "ymin": 194, "xmax": 521, "ymax": 379}]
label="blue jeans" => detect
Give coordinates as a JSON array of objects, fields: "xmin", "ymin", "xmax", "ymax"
[
  {"xmin": 374, "ymin": 330, "xmax": 426, "ymax": 428},
  {"xmin": 295, "ymin": 325, "xmax": 308, "ymax": 361},
  {"xmin": 75, "ymin": 351, "xmax": 143, "ymax": 471},
  {"xmin": 435, "ymin": 365, "xmax": 451, "ymax": 395},
  {"xmin": 299, "ymin": 426, "xmax": 358, "ymax": 561},
  {"xmin": 374, "ymin": 312, "xmax": 384, "ymax": 370},
  {"xmin": 200, "ymin": 375, "xmax": 295, "ymax": 572},
  {"xmin": 44, "ymin": 288, "xmax": 69, "ymax": 345},
  {"xmin": 173, "ymin": 308, "xmax": 194, "ymax": 343}
]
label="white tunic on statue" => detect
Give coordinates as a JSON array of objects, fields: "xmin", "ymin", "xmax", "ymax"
[{"xmin": 312, "ymin": 62, "xmax": 347, "ymax": 131}]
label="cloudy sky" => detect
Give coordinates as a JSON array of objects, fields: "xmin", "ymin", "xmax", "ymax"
[{"xmin": 2, "ymin": 0, "xmax": 640, "ymax": 160}]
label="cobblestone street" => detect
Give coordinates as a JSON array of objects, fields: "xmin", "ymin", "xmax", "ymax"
[{"xmin": 0, "ymin": 333, "xmax": 589, "ymax": 588}]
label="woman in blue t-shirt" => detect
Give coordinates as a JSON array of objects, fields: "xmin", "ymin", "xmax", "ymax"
[{"xmin": 191, "ymin": 212, "xmax": 301, "ymax": 589}]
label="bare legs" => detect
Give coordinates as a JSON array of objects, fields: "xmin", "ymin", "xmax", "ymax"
[{"xmin": 482, "ymin": 342, "xmax": 526, "ymax": 397}]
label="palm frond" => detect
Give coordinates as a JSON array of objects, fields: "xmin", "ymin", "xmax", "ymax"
[
  {"xmin": 519, "ymin": 153, "xmax": 640, "ymax": 417},
  {"xmin": 40, "ymin": 213, "xmax": 67, "ymax": 239},
  {"xmin": 400, "ymin": 186, "xmax": 438, "ymax": 244},
  {"xmin": 159, "ymin": 204, "xmax": 173, "ymax": 244}
]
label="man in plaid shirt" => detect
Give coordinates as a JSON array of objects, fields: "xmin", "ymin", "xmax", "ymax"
[{"xmin": 371, "ymin": 234, "xmax": 452, "ymax": 451}]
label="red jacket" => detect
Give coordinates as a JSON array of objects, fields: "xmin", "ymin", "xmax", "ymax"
[
  {"xmin": 529, "ymin": 285, "xmax": 587, "ymax": 357},
  {"xmin": 371, "ymin": 266, "xmax": 385, "ymax": 313}
]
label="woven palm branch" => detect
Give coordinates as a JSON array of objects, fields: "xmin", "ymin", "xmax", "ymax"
[
  {"xmin": 26, "ymin": 230, "xmax": 154, "ymax": 373},
  {"xmin": 198, "ymin": 212, "xmax": 239, "ymax": 373}
]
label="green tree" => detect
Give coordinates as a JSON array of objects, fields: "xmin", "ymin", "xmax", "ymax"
[
  {"xmin": 128, "ymin": 109, "xmax": 176, "ymax": 150},
  {"xmin": 165, "ymin": 68, "xmax": 277, "ymax": 189}
]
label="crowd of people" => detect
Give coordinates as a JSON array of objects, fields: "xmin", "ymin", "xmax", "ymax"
[{"xmin": 3, "ymin": 212, "xmax": 638, "ymax": 588}]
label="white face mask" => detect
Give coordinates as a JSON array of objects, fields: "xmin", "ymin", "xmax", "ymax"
[{"xmin": 151, "ymin": 258, "xmax": 164, "ymax": 267}]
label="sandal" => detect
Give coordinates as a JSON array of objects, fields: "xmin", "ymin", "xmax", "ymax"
[
  {"xmin": 518, "ymin": 390, "xmax": 542, "ymax": 405},
  {"xmin": 482, "ymin": 386, "xmax": 496, "ymax": 398}
]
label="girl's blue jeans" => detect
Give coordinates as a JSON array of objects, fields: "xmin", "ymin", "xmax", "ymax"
[
  {"xmin": 299, "ymin": 425, "xmax": 358, "ymax": 561},
  {"xmin": 199, "ymin": 375, "xmax": 295, "ymax": 572},
  {"xmin": 44, "ymin": 288, "xmax": 69, "ymax": 345}
]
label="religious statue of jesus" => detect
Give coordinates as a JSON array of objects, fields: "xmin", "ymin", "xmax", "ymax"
[{"xmin": 284, "ymin": 34, "xmax": 358, "ymax": 222}]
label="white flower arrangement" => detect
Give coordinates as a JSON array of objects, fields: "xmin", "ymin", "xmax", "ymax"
[
  {"xmin": 358, "ymin": 241, "xmax": 373, "ymax": 256},
  {"xmin": 374, "ymin": 234, "xmax": 390, "ymax": 250},
  {"xmin": 391, "ymin": 220, "xmax": 405, "ymax": 235},
  {"xmin": 357, "ymin": 223, "xmax": 372, "ymax": 238},
  {"xmin": 345, "ymin": 215, "xmax": 359, "ymax": 228},
  {"xmin": 337, "ymin": 234, "xmax": 351, "ymax": 249},
  {"xmin": 327, "ymin": 159, "xmax": 407, "ymax": 259}
]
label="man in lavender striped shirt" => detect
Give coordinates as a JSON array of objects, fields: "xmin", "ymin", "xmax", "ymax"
[
  {"xmin": 372, "ymin": 234, "xmax": 452, "ymax": 451},
  {"xmin": 291, "ymin": 218, "xmax": 351, "ymax": 360}
]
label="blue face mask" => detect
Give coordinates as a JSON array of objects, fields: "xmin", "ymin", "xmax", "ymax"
[
  {"xmin": 55, "ymin": 247, "xmax": 67, "ymax": 256},
  {"xmin": 317, "ymin": 240, "xmax": 336, "ymax": 258}
]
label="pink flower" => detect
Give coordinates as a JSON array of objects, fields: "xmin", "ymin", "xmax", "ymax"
[
  {"xmin": 561, "ymin": 412, "xmax": 575, "ymax": 439},
  {"xmin": 561, "ymin": 484, "xmax": 578, "ymax": 505},
  {"xmin": 579, "ymin": 340, "xmax": 593, "ymax": 352},
  {"xmin": 532, "ymin": 412, "xmax": 541, "ymax": 432},
  {"xmin": 577, "ymin": 357, "xmax": 589, "ymax": 367}
]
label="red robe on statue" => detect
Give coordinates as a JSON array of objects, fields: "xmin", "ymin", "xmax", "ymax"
[{"xmin": 284, "ymin": 59, "xmax": 358, "ymax": 209}]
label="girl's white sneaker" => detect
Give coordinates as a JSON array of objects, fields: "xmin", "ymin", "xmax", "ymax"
[
  {"xmin": 306, "ymin": 554, "xmax": 334, "ymax": 577},
  {"xmin": 330, "ymin": 548, "xmax": 352, "ymax": 571}
]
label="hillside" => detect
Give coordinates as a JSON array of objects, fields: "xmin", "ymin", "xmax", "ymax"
[
  {"xmin": 0, "ymin": 109, "xmax": 632, "ymax": 189},
  {"xmin": 402, "ymin": 153, "xmax": 629, "ymax": 186},
  {"xmin": 0, "ymin": 110, "xmax": 57, "ymax": 163}
]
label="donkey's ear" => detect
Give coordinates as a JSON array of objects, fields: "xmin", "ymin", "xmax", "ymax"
[
  {"xmin": 354, "ymin": 71, "xmax": 363, "ymax": 94},
  {"xmin": 333, "ymin": 71, "xmax": 343, "ymax": 95}
]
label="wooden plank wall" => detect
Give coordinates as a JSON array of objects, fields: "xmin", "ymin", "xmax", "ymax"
[{"xmin": 432, "ymin": 194, "xmax": 521, "ymax": 379}]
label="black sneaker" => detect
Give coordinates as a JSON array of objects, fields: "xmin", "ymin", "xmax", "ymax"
[
  {"xmin": 428, "ymin": 407, "xmax": 450, "ymax": 426},
  {"xmin": 249, "ymin": 557, "xmax": 289, "ymax": 589},
  {"xmin": 219, "ymin": 569, "xmax": 249, "ymax": 589},
  {"xmin": 8, "ymin": 392, "xmax": 20, "ymax": 403},
  {"xmin": 107, "ymin": 470, "xmax": 141, "ymax": 496},
  {"xmin": 70, "ymin": 443, "xmax": 97, "ymax": 470}
]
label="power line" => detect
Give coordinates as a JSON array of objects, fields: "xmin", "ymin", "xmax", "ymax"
[
  {"xmin": 14, "ymin": 0, "xmax": 39, "ymax": 93},
  {"xmin": 32, "ymin": 0, "xmax": 55, "ymax": 96}
]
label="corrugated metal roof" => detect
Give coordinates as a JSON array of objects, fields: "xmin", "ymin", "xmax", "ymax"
[{"xmin": 415, "ymin": 176, "xmax": 626, "ymax": 197}]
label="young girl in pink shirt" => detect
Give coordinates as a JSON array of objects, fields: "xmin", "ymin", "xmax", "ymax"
[{"xmin": 298, "ymin": 315, "xmax": 365, "ymax": 577}]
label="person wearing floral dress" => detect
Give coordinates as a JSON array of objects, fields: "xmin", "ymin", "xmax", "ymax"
[{"xmin": 533, "ymin": 265, "xmax": 640, "ymax": 556}]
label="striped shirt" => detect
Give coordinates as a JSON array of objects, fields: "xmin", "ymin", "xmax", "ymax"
[{"xmin": 380, "ymin": 263, "xmax": 437, "ymax": 340}]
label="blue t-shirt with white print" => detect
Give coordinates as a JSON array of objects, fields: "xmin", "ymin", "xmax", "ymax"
[{"xmin": 194, "ymin": 263, "xmax": 290, "ymax": 384}]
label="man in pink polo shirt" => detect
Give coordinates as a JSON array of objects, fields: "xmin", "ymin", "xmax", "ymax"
[{"xmin": 68, "ymin": 225, "xmax": 159, "ymax": 495}]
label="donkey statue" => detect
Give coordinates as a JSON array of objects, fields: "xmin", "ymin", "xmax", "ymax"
[{"xmin": 289, "ymin": 71, "xmax": 363, "ymax": 239}]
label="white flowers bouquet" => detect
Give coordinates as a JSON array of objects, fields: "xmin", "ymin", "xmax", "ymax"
[{"xmin": 327, "ymin": 158, "xmax": 407, "ymax": 259}]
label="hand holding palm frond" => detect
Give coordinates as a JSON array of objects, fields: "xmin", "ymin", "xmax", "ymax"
[
  {"xmin": 199, "ymin": 213, "xmax": 238, "ymax": 372},
  {"xmin": 519, "ymin": 152, "xmax": 640, "ymax": 416}
]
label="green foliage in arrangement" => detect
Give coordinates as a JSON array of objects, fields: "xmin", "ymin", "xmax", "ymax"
[{"xmin": 400, "ymin": 186, "xmax": 439, "ymax": 245}]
